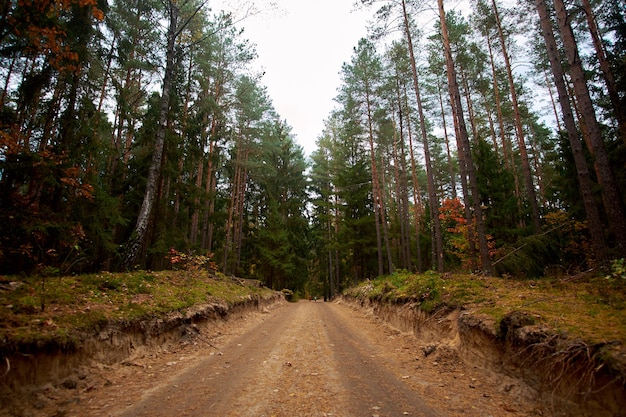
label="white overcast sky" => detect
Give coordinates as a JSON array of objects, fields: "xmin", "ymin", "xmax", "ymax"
[
  {"xmin": 209, "ymin": 1, "xmax": 520, "ymax": 157},
  {"xmin": 212, "ymin": 0, "xmax": 373, "ymax": 156}
]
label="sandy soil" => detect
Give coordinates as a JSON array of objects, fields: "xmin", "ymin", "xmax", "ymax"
[{"xmin": 12, "ymin": 300, "xmax": 540, "ymax": 416}]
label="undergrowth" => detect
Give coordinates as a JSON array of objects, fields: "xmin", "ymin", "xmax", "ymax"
[
  {"xmin": 344, "ymin": 270, "xmax": 626, "ymax": 345},
  {"xmin": 0, "ymin": 270, "xmax": 275, "ymax": 354}
]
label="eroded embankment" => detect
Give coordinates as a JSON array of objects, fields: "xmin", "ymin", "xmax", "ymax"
[
  {"xmin": 0, "ymin": 293, "xmax": 284, "ymax": 410},
  {"xmin": 340, "ymin": 295, "xmax": 626, "ymax": 417}
]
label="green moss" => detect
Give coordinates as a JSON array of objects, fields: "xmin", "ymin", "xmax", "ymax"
[
  {"xmin": 344, "ymin": 271, "xmax": 626, "ymax": 345},
  {"xmin": 0, "ymin": 270, "xmax": 277, "ymax": 355}
]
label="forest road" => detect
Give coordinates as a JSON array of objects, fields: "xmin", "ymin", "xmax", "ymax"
[{"xmin": 69, "ymin": 301, "xmax": 536, "ymax": 417}]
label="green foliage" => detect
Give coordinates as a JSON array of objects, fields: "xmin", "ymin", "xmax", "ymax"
[
  {"xmin": 165, "ymin": 248, "xmax": 218, "ymax": 272},
  {"xmin": 606, "ymin": 259, "xmax": 626, "ymax": 281},
  {"xmin": 247, "ymin": 122, "xmax": 310, "ymax": 291},
  {"xmin": 348, "ymin": 271, "xmax": 445, "ymax": 312},
  {"xmin": 0, "ymin": 270, "xmax": 277, "ymax": 354},
  {"xmin": 345, "ymin": 272, "xmax": 626, "ymax": 345},
  {"xmin": 492, "ymin": 211, "xmax": 597, "ymax": 278}
]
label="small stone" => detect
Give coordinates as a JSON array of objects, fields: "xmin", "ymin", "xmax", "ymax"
[
  {"xmin": 61, "ymin": 377, "xmax": 78, "ymax": 390},
  {"xmin": 33, "ymin": 400, "xmax": 47, "ymax": 410},
  {"xmin": 423, "ymin": 345, "xmax": 437, "ymax": 357}
]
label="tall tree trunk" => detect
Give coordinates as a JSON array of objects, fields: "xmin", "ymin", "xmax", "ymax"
[
  {"xmin": 552, "ymin": 0, "xmax": 626, "ymax": 255},
  {"xmin": 581, "ymin": 0, "xmax": 626, "ymax": 146},
  {"xmin": 190, "ymin": 160, "xmax": 203, "ymax": 245},
  {"xmin": 364, "ymin": 82, "xmax": 385, "ymax": 277},
  {"xmin": 492, "ymin": 0, "xmax": 542, "ymax": 233},
  {"xmin": 379, "ymin": 166, "xmax": 394, "ymax": 275},
  {"xmin": 97, "ymin": 32, "xmax": 117, "ymax": 114},
  {"xmin": 201, "ymin": 113, "xmax": 220, "ymax": 252},
  {"xmin": 450, "ymin": 89, "xmax": 478, "ymax": 272},
  {"xmin": 391, "ymin": 117, "xmax": 408, "ymax": 269},
  {"xmin": 486, "ymin": 30, "xmax": 511, "ymax": 170},
  {"xmin": 439, "ymin": 0, "xmax": 493, "ymax": 275},
  {"xmin": 124, "ymin": 1, "xmax": 178, "ymax": 269},
  {"xmin": 403, "ymin": 0, "xmax": 444, "ymax": 272},
  {"xmin": 481, "ymin": 89, "xmax": 500, "ymax": 156},
  {"xmin": 395, "ymin": 100, "xmax": 412, "ymax": 271},
  {"xmin": 545, "ymin": 72, "xmax": 563, "ymax": 133},
  {"xmin": 235, "ymin": 147, "xmax": 250, "ymax": 274},
  {"xmin": 437, "ymin": 80, "xmax": 458, "ymax": 199},
  {"xmin": 459, "ymin": 62, "xmax": 478, "ymax": 143},
  {"xmin": 223, "ymin": 137, "xmax": 245, "ymax": 273},
  {"xmin": 404, "ymin": 93, "xmax": 424, "ymax": 272},
  {"xmin": 535, "ymin": 0, "xmax": 606, "ymax": 261}
]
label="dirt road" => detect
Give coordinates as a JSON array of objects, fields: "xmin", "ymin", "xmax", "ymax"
[{"xmin": 64, "ymin": 301, "xmax": 537, "ymax": 417}]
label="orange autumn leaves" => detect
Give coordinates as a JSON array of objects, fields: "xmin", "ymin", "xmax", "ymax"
[
  {"xmin": 12, "ymin": 0, "xmax": 104, "ymax": 73},
  {"xmin": 439, "ymin": 198, "xmax": 496, "ymax": 271}
]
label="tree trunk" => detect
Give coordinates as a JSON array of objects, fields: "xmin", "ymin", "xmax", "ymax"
[
  {"xmin": 459, "ymin": 62, "xmax": 478, "ymax": 143},
  {"xmin": 223, "ymin": 137, "xmax": 244, "ymax": 273},
  {"xmin": 436, "ymin": 79, "xmax": 458, "ymax": 199},
  {"xmin": 439, "ymin": 0, "xmax": 493, "ymax": 275},
  {"xmin": 396, "ymin": 100, "xmax": 412, "ymax": 271},
  {"xmin": 404, "ymin": 91, "xmax": 424, "ymax": 272},
  {"xmin": 581, "ymin": 0, "xmax": 626, "ymax": 146},
  {"xmin": 545, "ymin": 71, "xmax": 563, "ymax": 133},
  {"xmin": 201, "ymin": 111, "xmax": 220, "ymax": 252},
  {"xmin": 124, "ymin": 1, "xmax": 178, "ymax": 269},
  {"xmin": 379, "ymin": 168, "xmax": 394, "ymax": 274},
  {"xmin": 365, "ymin": 88, "xmax": 385, "ymax": 277},
  {"xmin": 97, "ymin": 32, "xmax": 117, "ymax": 114},
  {"xmin": 536, "ymin": 0, "xmax": 605, "ymax": 259},
  {"xmin": 391, "ymin": 116, "xmax": 408, "ymax": 269},
  {"xmin": 235, "ymin": 147, "xmax": 250, "ymax": 274},
  {"xmin": 492, "ymin": 0, "xmax": 542, "ymax": 233},
  {"xmin": 486, "ymin": 29, "xmax": 511, "ymax": 170},
  {"xmin": 553, "ymin": 0, "xmax": 626, "ymax": 255},
  {"xmin": 403, "ymin": 0, "xmax": 444, "ymax": 272}
]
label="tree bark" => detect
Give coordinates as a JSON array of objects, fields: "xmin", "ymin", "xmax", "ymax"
[
  {"xmin": 580, "ymin": 0, "xmax": 626, "ymax": 146},
  {"xmin": 486, "ymin": 33, "xmax": 510, "ymax": 169},
  {"xmin": 124, "ymin": 1, "xmax": 178, "ymax": 269},
  {"xmin": 403, "ymin": 0, "xmax": 444, "ymax": 272},
  {"xmin": 536, "ymin": 0, "xmax": 606, "ymax": 260},
  {"xmin": 364, "ymin": 81, "xmax": 385, "ymax": 277},
  {"xmin": 436, "ymin": 79, "xmax": 458, "ymax": 199},
  {"xmin": 404, "ymin": 90, "xmax": 424, "ymax": 272},
  {"xmin": 553, "ymin": 0, "xmax": 626, "ymax": 255},
  {"xmin": 439, "ymin": 0, "xmax": 493, "ymax": 275},
  {"xmin": 392, "ymin": 114, "xmax": 409, "ymax": 270},
  {"xmin": 492, "ymin": 0, "xmax": 542, "ymax": 233}
]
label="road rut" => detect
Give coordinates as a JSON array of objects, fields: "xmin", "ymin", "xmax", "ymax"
[{"xmin": 63, "ymin": 300, "xmax": 536, "ymax": 417}]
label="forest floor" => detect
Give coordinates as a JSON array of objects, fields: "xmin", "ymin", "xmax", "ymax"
[
  {"xmin": 4, "ymin": 301, "xmax": 541, "ymax": 417},
  {"xmin": 1, "ymin": 270, "xmax": 625, "ymax": 416}
]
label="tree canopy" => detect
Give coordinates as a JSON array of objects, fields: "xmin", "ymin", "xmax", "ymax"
[{"xmin": 1, "ymin": 0, "xmax": 625, "ymax": 297}]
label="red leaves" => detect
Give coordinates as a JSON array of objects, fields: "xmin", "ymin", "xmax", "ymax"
[
  {"xmin": 439, "ymin": 198, "xmax": 466, "ymax": 233},
  {"xmin": 166, "ymin": 248, "xmax": 219, "ymax": 272},
  {"xmin": 60, "ymin": 166, "xmax": 94, "ymax": 200}
]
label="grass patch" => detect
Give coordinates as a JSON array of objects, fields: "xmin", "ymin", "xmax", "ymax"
[
  {"xmin": 345, "ymin": 271, "xmax": 626, "ymax": 345},
  {"xmin": 0, "ymin": 271, "xmax": 276, "ymax": 354}
]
